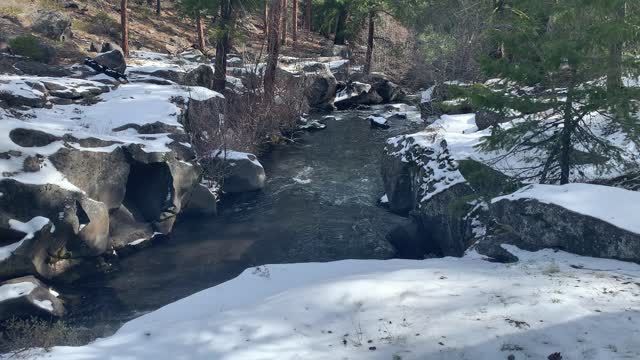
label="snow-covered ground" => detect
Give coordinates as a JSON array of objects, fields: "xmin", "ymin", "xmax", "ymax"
[{"xmin": 16, "ymin": 247, "xmax": 640, "ymax": 360}]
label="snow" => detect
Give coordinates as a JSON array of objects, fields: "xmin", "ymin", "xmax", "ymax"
[
  {"xmin": 1, "ymin": 217, "xmax": 50, "ymax": 261},
  {"xmin": 27, "ymin": 247, "xmax": 640, "ymax": 360},
  {"xmin": 128, "ymin": 238, "xmax": 149, "ymax": 246},
  {"xmin": 367, "ymin": 115, "xmax": 387, "ymax": 125},
  {"xmin": 421, "ymin": 85, "xmax": 435, "ymax": 104},
  {"xmin": 380, "ymin": 194, "xmax": 389, "ymax": 204},
  {"xmin": 0, "ymin": 282, "xmax": 37, "ymax": 302},
  {"xmin": 493, "ymin": 184, "xmax": 640, "ymax": 234}
]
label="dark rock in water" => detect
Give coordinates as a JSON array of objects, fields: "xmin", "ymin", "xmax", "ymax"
[
  {"xmin": 368, "ymin": 115, "xmax": 390, "ymax": 129},
  {"xmin": 0, "ymin": 276, "xmax": 65, "ymax": 320},
  {"xmin": 31, "ymin": 10, "xmax": 72, "ymax": 41},
  {"xmin": 488, "ymin": 196, "xmax": 640, "ymax": 263},
  {"xmin": 302, "ymin": 63, "xmax": 338, "ymax": 112},
  {"xmin": 184, "ymin": 64, "xmax": 214, "ymax": 89},
  {"xmin": 203, "ymin": 152, "xmax": 266, "ymax": 193},
  {"xmin": 10, "ymin": 128, "xmax": 60, "ymax": 148},
  {"xmin": 94, "ymin": 49, "xmax": 126, "ymax": 74}
]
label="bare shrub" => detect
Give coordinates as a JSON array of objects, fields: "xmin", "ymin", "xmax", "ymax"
[{"xmin": 0, "ymin": 317, "xmax": 86, "ymax": 355}]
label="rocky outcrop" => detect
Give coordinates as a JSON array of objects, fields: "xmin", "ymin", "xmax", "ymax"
[
  {"xmin": 0, "ymin": 276, "xmax": 64, "ymax": 320},
  {"xmin": 484, "ymin": 194, "xmax": 640, "ymax": 263},
  {"xmin": 31, "ymin": 10, "xmax": 72, "ymax": 41},
  {"xmin": 301, "ymin": 63, "xmax": 338, "ymax": 112}
]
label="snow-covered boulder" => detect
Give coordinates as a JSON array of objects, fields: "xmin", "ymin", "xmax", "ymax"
[
  {"xmin": 31, "ymin": 10, "xmax": 72, "ymax": 41},
  {"xmin": 334, "ymin": 81, "xmax": 382, "ymax": 109},
  {"xmin": 0, "ymin": 276, "xmax": 64, "ymax": 320},
  {"xmin": 485, "ymin": 184, "xmax": 640, "ymax": 263},
  {"xmin": 204, "ymin": 151, "xmax": 266, "ymax": 193}
]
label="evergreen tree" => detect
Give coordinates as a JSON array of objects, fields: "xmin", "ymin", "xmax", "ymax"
[{"xmin": 471, "ymin": 0, "xmax": 640, "ymax": 184}]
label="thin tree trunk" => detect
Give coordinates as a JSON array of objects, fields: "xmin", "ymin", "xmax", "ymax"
[
  {"xmin": 264, "ymin": 0, "xmax": 269, "ymax": 35},
  {"xmin": 607, "ymin": 0, "xmax": 625, "ymax": 97},
  {"xmin": 304, "ymin": 0, "xmax": 311, "ymax": 31},
  {"xmin": 265, "ymin": 0, "xmax": 282, "ymax": 101},
  {"xmin": 121, "ymin": 0, "xmax": 129, "ymax": 57},
  {"xmin": 292, "ymin": 0, "xmax": 298, "ymax": 43},
  {"xmin": 559, "ymin": 69, "xmax": 576, "ymax": 185},
  {"xmin": 363, "ymin": 10, "xmax": 375, "ymax": 75},
  {"xmin": 334, "ymin": 6, "xmax": 348, "ymax": 45},
  {"xmin": 213, "ymin": 0, "xmax": 231, "ymax": 93},
  {"xmin": 281, "ymin": 0, "xmax": 288, "ymax": 45},
  {"xmin": 196, "ymin": 14, "xmax": 206, "ymax": 52},
  {"xmin": 156, "ymin": 0, "xmax": 161, "ymax": 16}
]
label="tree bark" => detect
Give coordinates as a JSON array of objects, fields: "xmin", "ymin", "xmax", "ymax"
[
  {"xmin": 559, "ymin": 69, "xmax": 576, "ymax": 185},
  {"xmin": 264, "ymin": 0, "xmax": 269, "ymax": 35},
  {"xmin": 213, "ymin": 0, "xmax": 232, "ymax": 93},
  {"xmin": 265, "ymin": 0, "xmax": 282, "ymax": 101},
  {"xmin": 196, "ymin": 14, "xmax": 206, "ymax": 52},
  {"xmin": 334, "ymin": 6, "xmax": 348, "ymax": 45},
  {"xmin": 156, "ymin": 0, "xmax": 161, "ymax": 16},
  {"xmin": 292, "ymin": 0, "xmax": 298, "ymax": 43},
  {"xmin": 304, "ymin": 0, "xmax": 311, "ymax": 31},
  {"xmin": 121, "ymin": 0, "xmax": 129, "ymax": 57},
  {"xmin": 281, "ymin": 0, "xmax": 288, "ymax": 45},
  {"xmin": 607, "ymin": 0, "xmax": 625, "ymax": 97},
  {"xmin": 363, "ymin": 10, "xmax": 375, "ymax": 75}
]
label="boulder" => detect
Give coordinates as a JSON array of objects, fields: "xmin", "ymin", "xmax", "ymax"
[
  {"xmin": 31, "ymin": 10, "xmax": 72, "ymax": 41},
  {"xmin": 0, "ymin": 276, "xmax": 65, "ymax": 320},
  {"xmin": 368, "ymin": 73, "xmax": 404, "ymax": 103},
  {"xmin": 94, "ymin": 49, "xmax": 126, "ymax": 73},
  {"xmin": 489, "ymin": 190, "xmax": 640, "ymax": 263},
  {"xmin": 13, "ymin": 60, "xmax": 71, "ymax": 77},
  {"xmin": 184, "ymin": 64, "xmax": 214, "ymax": 89},
  {"xmin": 334, "ymin": 81, "xmax": 382, "ymax": 110},
  {"xmin": 475, "ymin": 110, "xmax": 507, "ymax": 130},
  {"xmin": 9, "ymin": 128, "xmax": 60, "ymax": 148},
  {"xmin": 302, "ymin": 62, "xmax": 338, "ymax": 112},
  {"xmin": 204, "ymin": 151, "xmax": 266, "ymax": 193},
  {"xmin": 182, "ymin": 183, "xmax": 218, "ymax": 217}
]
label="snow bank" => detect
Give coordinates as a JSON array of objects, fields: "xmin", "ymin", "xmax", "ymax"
[
  {"xmin": 493, "ymin": 184, "xmax": 640, "ymax": 234},
  {"xmin": 25, "ymin": 248, "xmax": 640, "ymax": 360},
  {"xmin": 0, "ymin": 282, "xmax": 37, "ymax": 303}
]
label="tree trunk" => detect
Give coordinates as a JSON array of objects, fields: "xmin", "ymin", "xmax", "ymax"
[
  {"xmin": 196, "ymin": 14, "xmax": 206, "ymax": 52},
  {"xmin": 265, "ymin": 0, "xmax": 282, "ymax": 101},
  {"xmin": 607, "ymin": 0, "xmax": 625, "ymax": 98},
  {"xmin": 334, "ymin": 6, "xmax": 348, "ymax": 45},
  {"xmin": 363, "ymin": 10, "xmax": 375, "ymax": 75},
  {"xmin": 213, "ymin": 0, "xmax": 231, "ymax": 93},
  {"xmin": 156, "ymin": 0, "xmax": 161, "ymax": 16},
  {"xmin": 281, "ymin": 0, "xmax": 288, "ymax": 45},
  {"xmin": 292, "ymin": 0, "xmax": 298, "ymax": 43},
  {"xmin": 264, "ymin": 0, "xmax": 269, "ymax": 35},
  {"xmin": 304, "ymin": 0, "xmax": 311, "ymax": 31},
  {"xmin": 121, "ymin": 0, "xmax": 129, "ymax": 57},
  {"xmin": 559, "ymin": 69, "xmax": 576, "ymax": 185}
]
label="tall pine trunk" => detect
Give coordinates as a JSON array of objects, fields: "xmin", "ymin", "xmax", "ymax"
[
  {"xmin": 304, "ymin": 0, "xmax": 311, "ymax": 31},
  {"xmin": 334, "ymin": 6, "xmax": 348, "ymax": 45},
  {"xmin": 607, "ymin": 0, "xmax": 625, "ymax": 97},
  {"xmin": 265, "ymin": 0, "xmax": 282, "ymax": 101},
  {"xmin": 196, "ymin": 14, "xmax": 206, "ymax": 52},
  {"xmin": 213, "ymin": 0, "xmax": 232, "ymax": 93},
  {"xmin": 292, "ymin": 0, "xmax": 298, "ymax": 43},
  {"xmin": 156, "ymin": 0, "xmax": 161, "ymax": 16},
  {"xmin": 559, "ymin": 69, "xmax": 576, "ymax": 185},
  {"xmin": 121, "ymin": 0, "xmax": 129, "ymax": 57},
  {"xmin": 281, "ymin": 0, "xmax": 288, "ymax": 45},
  {"xmin": 363, "ymin": 10, "xmax": 375, "ymax": 75}
]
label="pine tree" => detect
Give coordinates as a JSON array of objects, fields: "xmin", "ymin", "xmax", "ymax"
[
  {"xmin": 471, "ymin": 0, "xmax": 640, "ymax": 184},
  {"xmin": 120, "ymin": 0, "xmax": 129, "ymax": 57}
]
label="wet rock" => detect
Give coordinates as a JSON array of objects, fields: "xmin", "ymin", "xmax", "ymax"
[
  {"xmin": 94, "ymin": 49, "xmax": 126, "ymax": 73},
  {"xmin": 31, "ymin": 10, "xmax": 72, "ymax": 41},
  {"xmin": 203, "ymin": 152, "xmax": 266, "ymax": 193},
  {"xmin": 0, "ymin": 276, "xmax": 65, "ymax": 320}
]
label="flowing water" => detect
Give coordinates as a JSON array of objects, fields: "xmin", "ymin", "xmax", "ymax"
[{"xmin": 65, "ymin": 106, "xmax": 423, "ymax": 335}]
